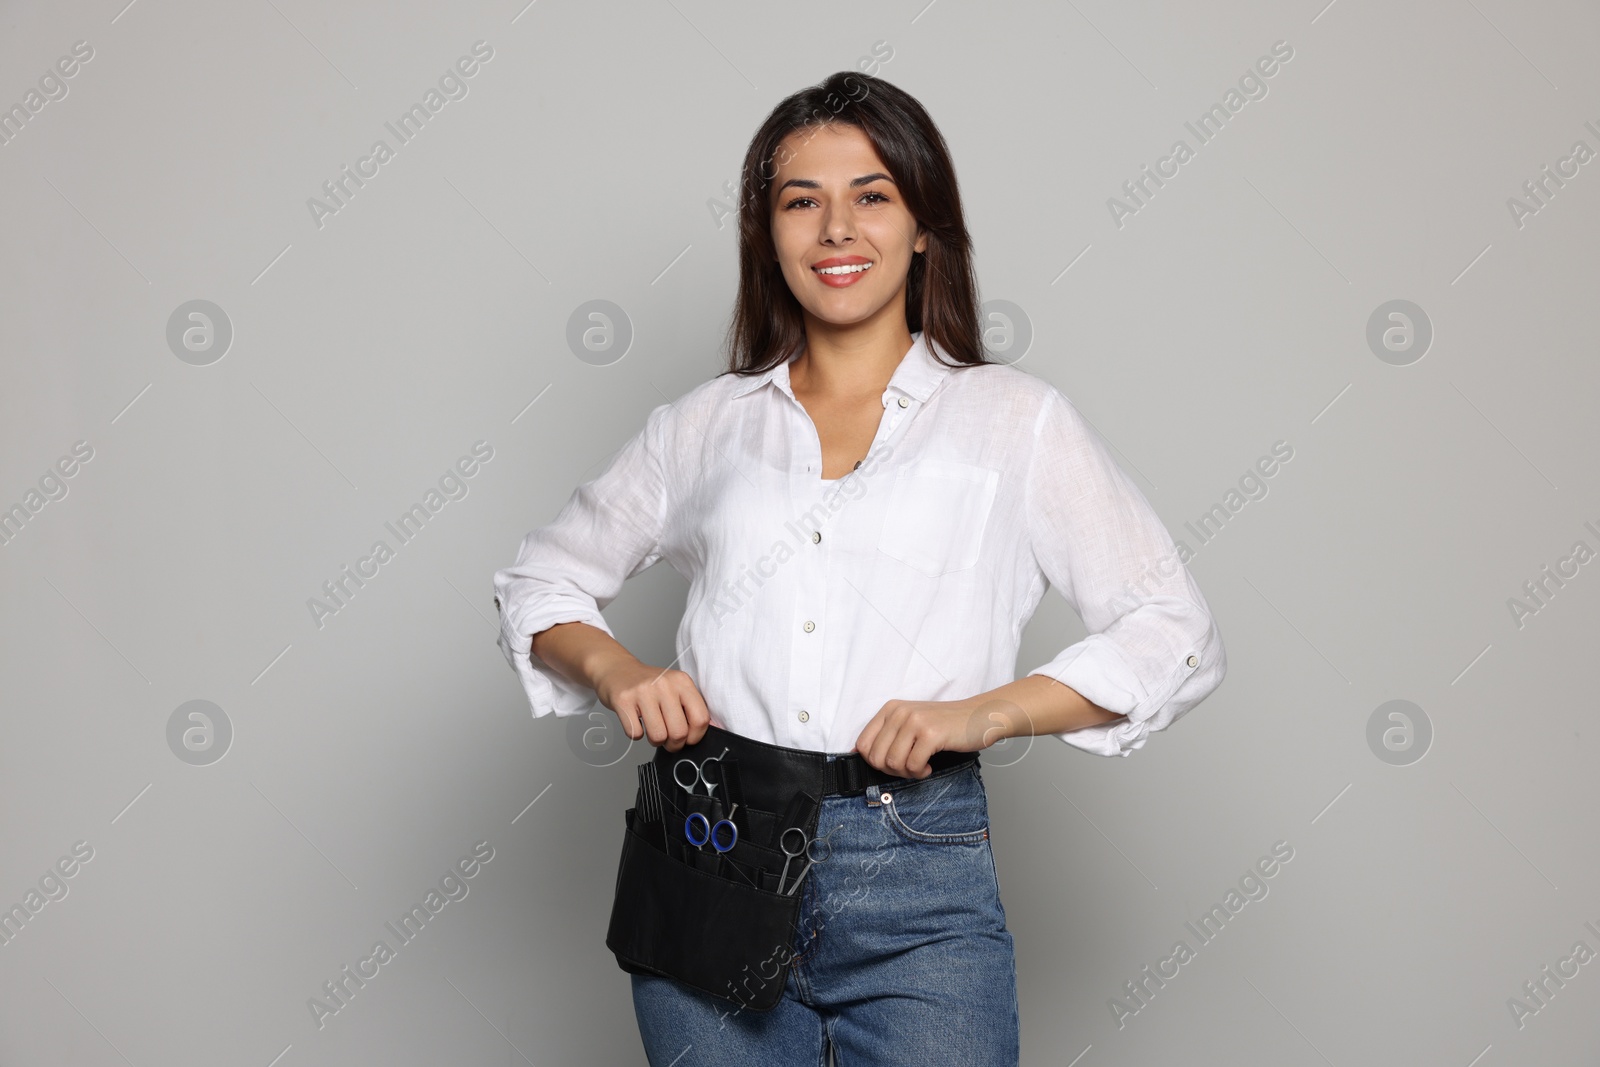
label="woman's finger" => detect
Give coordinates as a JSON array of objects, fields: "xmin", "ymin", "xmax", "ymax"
[
  {"xmin": 658, "ymin": 698, "xmax": 692, "ymax": 752},
  {"xmin": 613, "ymin": 701, "xmax": 643, "ymax": 742},
  {"xmin": 678, "ymin": 678, "xmax": 713, "ymax": 746},
  {"xmin": 635, "ymin": 692, "xmax": 669, "ymax": 747},
  {"xmin": 854, "ymin": 705, "xmax": 887, "ymax": 757}
]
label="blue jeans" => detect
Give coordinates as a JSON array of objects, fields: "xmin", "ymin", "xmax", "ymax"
[{"xmin": 631, "ymin": 761, "xmax": 1020, "ymax": 1065}]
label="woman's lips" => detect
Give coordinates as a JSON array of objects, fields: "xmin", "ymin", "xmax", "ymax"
[{"xmin": 812, "ymin": 261, "xmax": 873, "ymax": 288}]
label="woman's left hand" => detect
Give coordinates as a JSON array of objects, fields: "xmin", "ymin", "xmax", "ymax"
[{"xmin": 852, "ymin": 697, "xmax": 1017, "ymax": 778}]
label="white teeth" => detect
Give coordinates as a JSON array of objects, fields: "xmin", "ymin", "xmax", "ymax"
[{"xmin": 815, "ymin": 262, "xmax": 872, "ymax": 275}]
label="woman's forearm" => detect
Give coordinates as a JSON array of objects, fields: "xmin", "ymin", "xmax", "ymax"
[
  {"xmin": 971, "ymin": 673, "xmax": 1126, "ymax": 738},
  {"xmin": 528, "ymin": 621, "xmax": 639, "ymax": 694}
]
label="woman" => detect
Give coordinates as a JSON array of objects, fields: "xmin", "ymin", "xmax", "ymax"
[{"xmin": 493, "ymin": 71, "xmax": 1227, "ymax": 1066}]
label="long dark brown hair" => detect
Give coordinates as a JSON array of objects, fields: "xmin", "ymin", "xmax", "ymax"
[{"xmin": 722, "ymin": 71, "xmax": 989, "ymax": 377}]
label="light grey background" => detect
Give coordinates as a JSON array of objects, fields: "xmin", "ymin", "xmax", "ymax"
[{"xmin": 2, "ymin": 0, "xmax": 1597, "ymax": 1064}]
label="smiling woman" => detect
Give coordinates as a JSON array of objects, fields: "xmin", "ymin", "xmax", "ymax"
[
  {"xmin": 726, "ymin": 74, "xmax": 982, "ymax": 390},
  {"xmin": 493, "ymin": 69, "xmax": 1227, "ymax": 1067}
]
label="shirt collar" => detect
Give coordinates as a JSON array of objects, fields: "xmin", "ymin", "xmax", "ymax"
[{"xmin": 729, "ymin": 331, "xmax": 955, "ymax": 404}]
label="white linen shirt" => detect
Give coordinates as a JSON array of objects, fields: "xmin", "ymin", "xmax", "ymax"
[{"xmin": 493, "ymin": 332, "xmax": 1226, "ymax": 757}]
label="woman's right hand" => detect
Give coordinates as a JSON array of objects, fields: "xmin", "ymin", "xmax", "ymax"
[
  {"xmin": 528, "ymin": 622, "xmax": 713, "ymax": 752},
  {"xmin": 595, "ymin": 658, "xmax": 713, "ymax": 752}
]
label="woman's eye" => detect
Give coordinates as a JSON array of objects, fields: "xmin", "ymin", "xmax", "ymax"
[{"xmin": 782, "ymin": 191, "xmax": 891, "ymax": 210}]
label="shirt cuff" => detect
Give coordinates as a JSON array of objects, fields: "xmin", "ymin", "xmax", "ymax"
[
  {"xmin": 1026, "ymin": 635, "xmax": 1164, "ymax": 757},
  {"xmin": 495, "ymin": 596, "xmax": 614, "ymax": 718}
]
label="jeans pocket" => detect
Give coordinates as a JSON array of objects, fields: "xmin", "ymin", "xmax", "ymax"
[{"xmin": 878, "ymin": 765, "xmax": 990, "ymax": 845}]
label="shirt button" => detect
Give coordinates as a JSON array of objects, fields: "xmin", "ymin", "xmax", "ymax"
[
  {"xmin": 803, "ymin": 620, "xmax": 816, "ymax": 633},
  {"xmin": 897, "ymin": 396, "xmax": 909, "ymax": 408},
  {"xmin": 798, "ymin": 709, "xmax": 810, "ymax": 723},
  {"xmin": 811, "ymin": 531, "xmax": 822, "ymax": 544},
  {"xmin": 1186, "ymin": 654, "xmax": 1199, "ymax": 668}
]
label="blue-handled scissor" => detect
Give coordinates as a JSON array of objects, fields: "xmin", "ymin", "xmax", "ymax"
[{"xmin": 685, "ymin": 811, "xmax": 738, "ymax": 853}]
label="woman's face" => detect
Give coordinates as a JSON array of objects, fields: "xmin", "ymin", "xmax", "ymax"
[{"xmin": 768, "ymin": 123, "xmax": 928, "ymax": 330}]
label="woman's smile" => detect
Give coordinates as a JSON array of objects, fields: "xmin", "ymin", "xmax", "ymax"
[{"xmin": 812, "ymin": 255, "xmax": 874, "ymax": 287}]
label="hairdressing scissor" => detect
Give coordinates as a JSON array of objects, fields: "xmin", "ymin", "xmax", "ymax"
[
  {"xmin": 685, "ymin": 810, "xmax": 738, "ymax": 853},
  {"xmin": 673, "ymin": 746, "xmax": 731, "ymax": 801},
  {"xmin": 777, "ymin": 824, "xmax": 836, "ymax": 896}
]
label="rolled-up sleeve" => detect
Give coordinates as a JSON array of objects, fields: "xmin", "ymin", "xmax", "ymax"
[
  {"xmin": 1022, "ymin": 388, "xmax": 1227, "ymax": 756},
  {"xmin": 492, "ymin": 402, "xmax": 672, "ymax": 718}
]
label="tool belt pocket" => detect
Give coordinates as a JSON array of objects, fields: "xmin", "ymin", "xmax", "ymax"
[{"xmin": 605, "ymin": 807, "xmax": 805, "ymax": 1012}]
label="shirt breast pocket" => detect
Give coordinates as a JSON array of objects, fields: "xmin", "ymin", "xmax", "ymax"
[{"xmin": 876, "ymin": 458, "xmax": 1000, "ymax": 577}]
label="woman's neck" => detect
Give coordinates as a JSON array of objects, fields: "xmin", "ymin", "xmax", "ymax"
[{"xmin": 790, "ymin": 314, "xmax": 914, "ymax": 403}]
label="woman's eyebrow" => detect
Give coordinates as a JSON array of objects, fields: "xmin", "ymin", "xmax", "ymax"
[{"xmin": 775, "ymin": 172, "xmax": 895, "ymax": 194}]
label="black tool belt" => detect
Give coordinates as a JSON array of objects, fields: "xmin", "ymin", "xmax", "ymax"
[{"xmin": 605, "ymin": 723, "xmax": 979, "ymax": 1012}]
